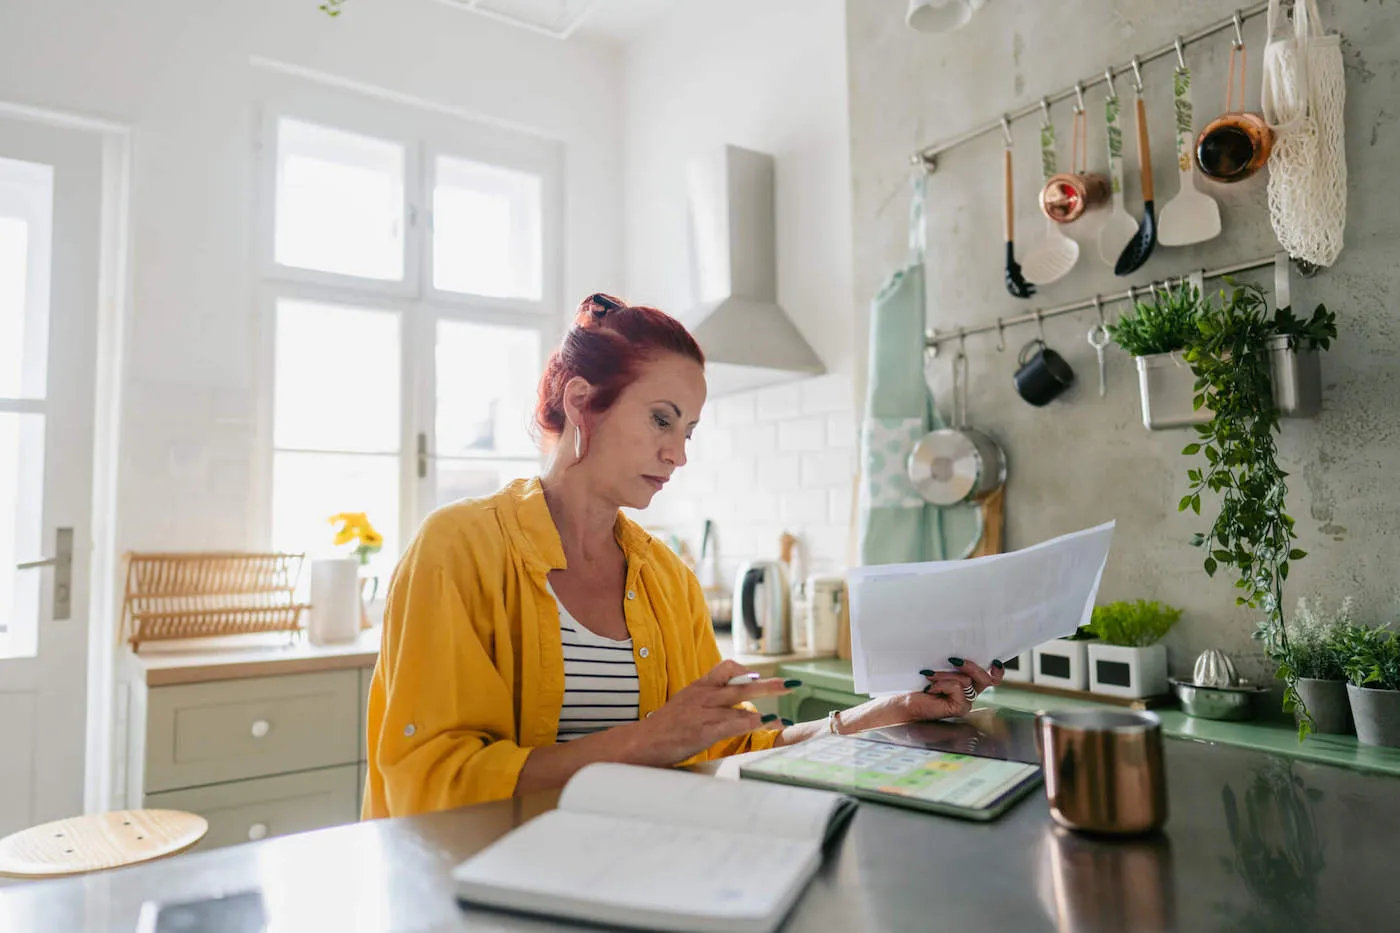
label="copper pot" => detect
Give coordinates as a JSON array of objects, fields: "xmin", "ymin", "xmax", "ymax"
[
  {"xmin": 1039, "ymin": 172, "xmax": 1111, "ymax": 224},
  {"xmin": 1195, "ymin": 112, "xmax": 1274, "ymax": 183},
  {"xmin": 1034, "ymin": 709, "xmax": 1168, "ymax": 835}
]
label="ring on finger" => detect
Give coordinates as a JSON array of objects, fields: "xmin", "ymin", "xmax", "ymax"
[{"xmin": 962, "ymin": 683, "xmax": 978, "ymax": 701}]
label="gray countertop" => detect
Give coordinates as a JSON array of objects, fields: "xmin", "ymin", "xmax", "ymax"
[{"xmin": 3, "ymin": 709, "xmax": 1398, "ymax": 932}]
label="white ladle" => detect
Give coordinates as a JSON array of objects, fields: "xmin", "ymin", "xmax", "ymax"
[
  {"xmin": 1158, "ymin": 39, "xmax": 1222, "ymax": 246},
  {"xmin": 1097, "ymin": 68, "xmax": 1139, "ymax": 266},
  {"xmin": 1022, "ymin": 99, "xmax": 1080, "ymax": 285}
]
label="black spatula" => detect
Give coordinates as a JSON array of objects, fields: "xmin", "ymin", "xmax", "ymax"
[{"xmin": 1115, "ymin": 92, "xmax": 1157, "ymax": 276}]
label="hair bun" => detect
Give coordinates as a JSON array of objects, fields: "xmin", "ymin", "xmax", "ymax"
[{"xmin": 584, "ymin": 293, "xmax": 624, "ymax": 322}]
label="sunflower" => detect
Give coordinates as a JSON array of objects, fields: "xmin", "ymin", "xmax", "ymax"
[{"xmin": 329, "ymin": 512, "xmax": 384, "ymax": 564}]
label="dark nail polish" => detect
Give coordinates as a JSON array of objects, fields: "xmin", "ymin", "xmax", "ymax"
[
  {"xmin": 781, "ymin": 718, "xmax": 794, "ymax": 726},
  {"xmin": 919, "ymin": 669, "xmax": 934, "ymax": 676},
  {"xmin": 783, "ymin": 679, "xmax": 803, "ymax": 688},
  {"xmin": 761, "ymin": 714, "xmax": 778, "ymax": 723},
  {"xmin": 992, "ymin": 659, "xmax": 1005, "ymax": 670},
  {"xmin": 949, "ymin": 657, "xmax": 965, "ymax": 667},
  {"xmin": 922, "ymin": 685, "xmax": 931, "ymax": 693}
]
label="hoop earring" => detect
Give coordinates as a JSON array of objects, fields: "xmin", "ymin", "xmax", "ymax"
[{"xmin": 574, "ymin": 425, "xmax": 583, "ymax": 459}]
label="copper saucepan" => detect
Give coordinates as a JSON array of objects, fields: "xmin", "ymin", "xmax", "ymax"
[{"xmin": 1196, "ymin": 40, "xmax": 1275, "ymax": 183}]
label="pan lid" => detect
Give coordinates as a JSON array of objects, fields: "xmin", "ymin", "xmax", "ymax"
[{"xmin": 907, "ymin": 429, "xmax": 983, "ymax": 505}]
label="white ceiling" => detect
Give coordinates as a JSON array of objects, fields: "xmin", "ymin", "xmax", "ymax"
[{"xmin": 434, "ymin": 0, "xmax": 683, "ymax": 44}]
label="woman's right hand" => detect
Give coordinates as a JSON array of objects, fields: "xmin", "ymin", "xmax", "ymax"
[{"xmin": 625, "ymin": 660, "xmax": 792, "ymax": 767}]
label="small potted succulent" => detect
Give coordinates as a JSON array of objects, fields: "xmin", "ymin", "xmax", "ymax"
[
  {"xmin": 1085, "ymin": 600, "xmax": 1181, "ymax": 699},
  {"xmin": 1339, "ymin": 622, "xmax": 1400, "ymax": 748},
  {"xmin": 1107, "ymin": 282, "xmax": 1208, "ymax": 430},
  {"xmin": 1033, "ymin": 625, "xmax": 1098, "ymax": 691},
  {"xmin": 1266, "ymin": 596, "xmax": 1354, "ymax": 736}
]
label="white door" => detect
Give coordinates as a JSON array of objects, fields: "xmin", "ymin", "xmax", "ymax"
[{"xmin": 0, "ymin": 116, "xmax": 102, "ymax": 838}]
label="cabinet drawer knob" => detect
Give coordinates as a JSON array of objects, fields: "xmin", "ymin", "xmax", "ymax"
[
  {"xmin": 247, "ymin": 822, "xmax": 269, "ymax": 841},
  {"xmin": 250, "ymin": 719, "xmax": 271, "ymax": 739}
]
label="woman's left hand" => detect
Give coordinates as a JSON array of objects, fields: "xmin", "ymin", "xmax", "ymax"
[{"xmin": 902, "ymin": 657, "xmax": 1004, "ymax": 723}]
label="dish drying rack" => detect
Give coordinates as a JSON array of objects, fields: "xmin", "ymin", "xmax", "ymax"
[{"xmin": 121, "ymin": 552, "xmax": 311, "ymax": 651}]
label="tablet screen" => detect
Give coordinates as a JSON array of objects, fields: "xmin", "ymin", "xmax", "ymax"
[{"xmin": 740, "ymin": 735, "xmax": 1040, "ymax": 813}]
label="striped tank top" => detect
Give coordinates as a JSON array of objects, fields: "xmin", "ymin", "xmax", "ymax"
[{"xmin": 548, "ymin": 584, "xmax": 640, "ymax": 742}]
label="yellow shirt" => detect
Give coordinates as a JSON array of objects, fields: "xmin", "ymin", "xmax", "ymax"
[{"xmin": 362, "ymin": 477, "xmax": 780, "ymax": 819}]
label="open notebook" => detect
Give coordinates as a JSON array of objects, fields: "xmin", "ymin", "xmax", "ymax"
[{"xmin": 452, "ymin": 762, "xmax": 857, "ymax": 933}]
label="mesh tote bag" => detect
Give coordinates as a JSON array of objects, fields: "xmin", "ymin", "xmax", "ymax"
[{"xmin": 1261, "ymin": 0, "xmax": 1347, "ymax": 268}]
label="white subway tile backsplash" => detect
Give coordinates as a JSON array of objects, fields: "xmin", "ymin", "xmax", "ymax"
[
  {"xmin": 826, "ymin": 411, "xmax": 857, "ymax": 448},
  {"xmin": 714, "ymin": 394, "xmax": 756, "ymax": 428},
  {"xmin": 716, "ymin": 457, "xmax": 756, "ymax": 494},
  {"xmin": 828, "ymin": 482, "xmax": 854, "ymax": 525},
  {"xmin": 778, "ymin": 418, "xmax": 828, "ymax": 452},
  {"xmin": 756, "ymin": 453, "xmax": 800, "ymax": 489},
  {"xmin": 692, "ymin": 425, "xmax": 733, "ymax": 461},
  {"xmin": 780, "ymin": 490, "xmax": 828, "ymax": 523},
  {"xmin": 801, "ymin": 448, "xmax": 855, "ymax": 488},
  {"xmin": 801, "ymin": 374, "xmax": 853, "ymax": 414},
  {"xmin": 731, "ymin": 423, "xmax": 778, "ymax": 456},
  {"xmin": 755, "ymin": 384, "xmax": 802, "ymax": 421},
  {"xmin": 739, "ymin": 492, "xmax": 779, "ymax": 522}
]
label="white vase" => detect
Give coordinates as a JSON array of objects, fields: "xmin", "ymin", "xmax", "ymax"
[
  {"xmin": 1088, "ymin": 643, "xmax": 1169, "ymax": 699},
  {"xmin": 1033, "ymin": 639, "xmax": 1093, "ymax": 690},
  {"xmin": 309, "ymin": 557, "xmax": 361, "ymax": 645}
]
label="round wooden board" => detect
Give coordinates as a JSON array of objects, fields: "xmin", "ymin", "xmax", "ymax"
[{"xmin": 0, "ymin": 809, "xmax": 208, "ymax": 879}]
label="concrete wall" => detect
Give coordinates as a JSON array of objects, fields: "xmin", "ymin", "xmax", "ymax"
[
  {"xmin": 622, "ymin": 0, "xmax": 857, "ymax": 579},
  {"xmin": 846, "ymin": 0, "xmax": 1400, "ymax": 680}
]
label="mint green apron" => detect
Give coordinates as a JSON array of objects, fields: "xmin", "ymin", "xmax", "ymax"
[{"xmin": 857, "ymin": 175, "xmax": 982, "ymax": 565}]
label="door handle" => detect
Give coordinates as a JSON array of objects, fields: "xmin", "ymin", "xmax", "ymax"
[
  {"xmin": 417, "ymin": 432, "xmax": 428, "ymax": 480},
  {"xmin": 15, "ymin": 527, "xmax": 73, "ymax": 620}
]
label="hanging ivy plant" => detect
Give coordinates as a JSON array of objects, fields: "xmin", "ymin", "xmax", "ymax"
[{"xmin": 1178, "ymin": 280, "xmax": 1336, "ymax": 736}]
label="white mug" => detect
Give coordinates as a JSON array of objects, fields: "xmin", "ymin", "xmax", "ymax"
[{"xmin": 905, "ymin": 0, "xmax": 987, "ymax": 33}]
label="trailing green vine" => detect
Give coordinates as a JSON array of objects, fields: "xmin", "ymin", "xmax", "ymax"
[{"xmin": 1178, "ymin": 281, "xmax": 1336, "ymax": 736}]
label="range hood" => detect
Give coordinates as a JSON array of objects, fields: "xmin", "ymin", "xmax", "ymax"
[{"xmin": 684, "ymin": 144, "xmax": 825, "ymax": 396}]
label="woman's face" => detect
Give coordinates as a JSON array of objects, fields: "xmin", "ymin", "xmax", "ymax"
[{"xmin": 576, "ymin": 352, "xmax": 706, "ymax": 510}]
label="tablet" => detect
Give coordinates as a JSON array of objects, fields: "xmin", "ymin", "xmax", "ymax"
[{"xmin": 738, "ymin": 734, "xmax": 1043, "ymax": 822}]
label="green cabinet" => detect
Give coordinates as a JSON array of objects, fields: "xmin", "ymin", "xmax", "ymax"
[{"xmin": 777, "ymin": 659, "xmax": 866, "ymax": 724}]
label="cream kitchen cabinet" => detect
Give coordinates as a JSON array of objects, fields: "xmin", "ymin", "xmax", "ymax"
[{"xmin": 117, "ymin": 631, "xmax": 380, "ymax": 852}]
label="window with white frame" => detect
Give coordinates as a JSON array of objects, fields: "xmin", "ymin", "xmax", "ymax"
[{"xmin": 262, "ymin": 110, "xmax": 559, "ymax": 582}]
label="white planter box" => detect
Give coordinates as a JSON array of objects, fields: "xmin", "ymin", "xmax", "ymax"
[
  {"xmin": 1032, "ymin": 639, "xmax": 1093, "ymax": 690},
  {"xmin": 1088, "ymin": 643, "xmax": 1168, "ymax": 699},
  {"xmin": 999, "ymin": 651, "xmax": 1033, "ymax": 683}
]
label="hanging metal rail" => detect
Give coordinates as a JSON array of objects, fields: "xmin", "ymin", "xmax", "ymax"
[
  {"xmin": 924, "ymin": 254, "xmax": 1277, "ymax": 352},
  {"xmin": 909, "ymin": 2, "xmax": 1274, "ymax": 172}
]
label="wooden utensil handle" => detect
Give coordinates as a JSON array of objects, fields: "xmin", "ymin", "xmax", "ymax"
[
  {"xmin": 1136, "ymin": 96, "xmax": 1154, "ymax": 202},
  {"xmin": 1004, "ymin": 147, "xmax": 1014, "ymax": 241}
]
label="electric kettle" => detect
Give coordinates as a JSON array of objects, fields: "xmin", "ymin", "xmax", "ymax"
[{"xmin": 733, "ymin": 560, "xmax": 791, "ymax": 655}]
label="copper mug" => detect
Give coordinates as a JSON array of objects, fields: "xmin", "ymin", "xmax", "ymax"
[
  {"xmin": 1034, "ymin": 709, "xmax": 1168, "ymax": 835},
  {"xmin": 1196, "ymin": 112, "xmax": 1274, "ymax": 183}
]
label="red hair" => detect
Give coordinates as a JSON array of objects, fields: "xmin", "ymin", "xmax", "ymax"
[{"xmin": 535, "ymin": 293, "xmax": 705, "ymax": 440}]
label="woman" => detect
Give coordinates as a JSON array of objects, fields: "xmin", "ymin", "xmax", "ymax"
[{"xmin": 363, "ymin": 293, "xmax": 1003, "ymax": 819}]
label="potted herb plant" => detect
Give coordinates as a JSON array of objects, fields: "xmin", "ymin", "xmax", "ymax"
[
  {"xmin": 1086, "ymin": 600, "xmax": 1181, "ymax": 699},
  {"xmin": 1339, "ymin": 623, "xmax": 1400, "ymax": 748},
  {"xmin": 1033, "ymin": 625, "xmax": 1097, "ymax": 691},
  {"xmin": 1266, "ymin": 596, "xmax": 1354, "ymax": 736},
  {"xmin": 1107, "ymin": 282, "xmax": 1208, "ymax": 430},
  {"xmin": 1180, "ymin": 281, "xmax": 1336, "ymax": 732}
]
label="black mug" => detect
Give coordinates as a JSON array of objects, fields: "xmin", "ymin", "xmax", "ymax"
[{"xmin": 1014, "ymin": 339, "xmax": 1074, "ymax": 407}]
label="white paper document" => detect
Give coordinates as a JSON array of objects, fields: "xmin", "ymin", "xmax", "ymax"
[{"xmin": 848, "ymin": 521, "xmax": 1115, "ymax": 696}]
